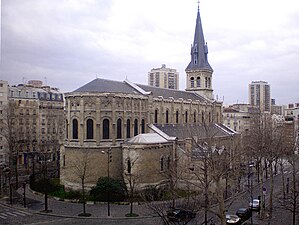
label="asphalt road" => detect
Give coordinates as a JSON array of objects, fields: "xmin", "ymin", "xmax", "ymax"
[{"xmin": 0, "ymin": 164, "xmax": 297, "ymax": 225}]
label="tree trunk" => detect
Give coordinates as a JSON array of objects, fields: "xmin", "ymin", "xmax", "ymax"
[
  {"xmin": 280, "ymin": 160, "xmax": 286, "ymax": 199},
  {"xmin": 82, "ymin": 179, "xmax": 86, "ymax": 215},
  {"xmin": 216, "ymin": 179, "xmax": 226, "ymax": 225},
  {"xmin": 267, "ymin": 160, "xmax": 274, "ymax": 225},
  {"xmin": 292, "ymin": 159, "xmax": 296, "ymax": 225}
]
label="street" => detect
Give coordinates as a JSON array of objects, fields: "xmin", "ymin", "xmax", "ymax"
[{"xmin": 0, "ymin": 166, "xmax": 297, "ymax": 225}]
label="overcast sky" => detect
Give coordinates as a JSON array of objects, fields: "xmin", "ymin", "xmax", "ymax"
[{"xmin": 1, "ymin": 0, "xmax": 299, "ymax": 105}]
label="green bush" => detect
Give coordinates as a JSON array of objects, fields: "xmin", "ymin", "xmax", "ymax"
[
  {"xmin": 90, "ymin": 177, "xmax": 126, "ymax": 202},
  {"xmin": 141, "ymin": 185, "xmax": 164, "ymax": 201}
]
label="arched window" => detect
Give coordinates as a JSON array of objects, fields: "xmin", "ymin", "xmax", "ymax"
[
  {"xmin": 209, "ymin": 112, "xmax": 211, "ymax": 123},
  {"xmin": 66, "ymin": 119, "xmax": 68, "ymax": 139},
  {"xmin": 194, "ymin": 111, "xmax": 196, "ymax": 123},
  {"xmin": 167, "ymin": 156, "xmax": 170, "ymax": 170},
  {"xmin": 190, "ymin": 77, "xmax": 194, "ymax": 88},
  {"xmin": 166, "ymin": 110, "xmax": 169, "ymax": 124},
  {"xmin": 185, "ymin": 111, "xmax": 188, "ymax": 123},
  {"xmin": 141, "ymin": 119, "xmax": 145, "ymax": 133},
  {"xmin": 134, "ymin": 119, "xmax": 138, "ymax": 136},
  {"xmin": 196, "ymin": 77, "xmax": 201, "ymax": 87},
  {"xmin": 117, "ymin": 118, "xmax": 122, "ymax": 139},
  {"xmin": 126, "ymin": 119, "xmax": 131, "ymax": 138},
  {"xmin": 208, "ymin": 77, "xmax": 211, "ymax": 88},
  {"xmin": 103, "ymin": 119, "xmax": 110, "ymax": 139},
  {"xmin": 127, "ymin": 159, "xmax": 131, "ymax": 174},
  {"xmin": 205, "ymin": 77, "xmax": 208, "ymax": 88},
  {"xmin": 176, "ymin": 110, "xmax": 179, "ymax": 123},
  {"xmin": 160, "ymin": 156, "xmax": 164, "ymax": 171},
  {"xmin": 154, "ymin": 109, "xmax": 158, "ymax": 124},
  {"xmin": 86, "ymin": 119, "xmax": 94, "ymax": 139},
  {"xmin": 202, "ymin": 111, "xmax": 205, "ymax": 124},
  {"xmin": 72, "ymin": 119, "xmax": 78, "ymax": 139}
]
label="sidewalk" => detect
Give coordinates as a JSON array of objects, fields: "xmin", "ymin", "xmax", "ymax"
[{"xmin": 0, "ymin": 184, "xmax": 153, "ymax": 219}]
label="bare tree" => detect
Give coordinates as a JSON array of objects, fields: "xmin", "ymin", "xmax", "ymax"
[
  {"xmin": 278, "ymin": 120, "xmax": 299, "ymax": 225},
  {"xmin": 70, "ymin": 148, "xmax": 93, "ymax": 217},
  {"xmin": 183, "ymin": 123, "xmax": 240, "ymax": 225},
  {"xmin": 124, "ymin": 156, "xmax": 140, "ymax": 216}
]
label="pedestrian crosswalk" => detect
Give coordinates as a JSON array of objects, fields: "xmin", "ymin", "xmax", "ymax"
[{"xmin": 0, "ymin": 208, "xmax": 32, "ymax": 220}]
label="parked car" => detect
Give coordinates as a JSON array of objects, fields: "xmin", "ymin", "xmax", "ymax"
[
  {"xmin": 226, "ymin": 214, "xmax": 241, "ymax": 224},
  {"xmin": 167, "ymin": 208, "xmax": 196, "ymax": 222},
  {"xmin": 249, "ymin": 199, "xmax": 260, "ymax": 211},
  {"xmin": 236, "ymin": 208, "xmax": 252, "ymax": 222}
]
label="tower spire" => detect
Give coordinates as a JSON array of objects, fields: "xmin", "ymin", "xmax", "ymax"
[{"xmin": 185, "ymin": 4, "xmax": 214, "ymax": 100}]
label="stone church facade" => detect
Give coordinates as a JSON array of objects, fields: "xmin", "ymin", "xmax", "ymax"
[{"xmin": 60, "ymin": 7, "xmax": 236, "ymax": 191}]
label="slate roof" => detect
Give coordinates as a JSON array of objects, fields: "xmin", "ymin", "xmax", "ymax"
[
  {"xmin": 155, "ymin": 124, "xmax": 235, "ymax": 140},
  {"xmin": 73, "ymin": 78, "xmax": 139, "ymax": 94},
  {"xmin": 185, "ymin": 8, "xmax": 213, "ymax": 72},
  {"xmin": 136, "ymin": 84, "xmax": 207, "ymax": 102},
  {"xmin": 71, "ymin": 78, "xmax": 208, "ymax": 102}
]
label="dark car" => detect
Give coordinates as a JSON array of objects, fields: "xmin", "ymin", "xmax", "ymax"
[
  {"xmin": 167, "ymin": 208, "xmax": 196, "ymax": 222},
  {"xmin": 236, "ymin": 208, "xmax": 252, "ymax": 222}
]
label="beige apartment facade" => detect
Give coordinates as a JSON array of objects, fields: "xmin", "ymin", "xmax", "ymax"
[
  {"xmin": 0, "ymin": 80, "xmax": 9, "ymax": 165},
  {"xmin": 0, "ymin": 80, "xmax": 64, "ymax": 180},
  {"xmin": 148, "ymin": 64, "xmax": 179, "ymax": 90}
]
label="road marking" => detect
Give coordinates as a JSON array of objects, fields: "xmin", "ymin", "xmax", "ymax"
[
  {"xmin": 0, "ymin": 213, "xmax": 7, "ymax": 219},
  {"xmin": 13, "ymin": 211, "xmax": 31, "ymax": 216},
  {"xmin": 6, "ymin": 212, "xmax": 18, "ymax": 217}
]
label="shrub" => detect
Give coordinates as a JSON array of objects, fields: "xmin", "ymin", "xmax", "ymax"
[{"xmin": 90, "ymin": 177, "xmax": 126, "ymax": 202}]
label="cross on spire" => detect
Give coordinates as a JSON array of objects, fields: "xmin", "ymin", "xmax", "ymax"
[{"xmin": 197, "ymin": 0, "xmax": 200, "ymax": 11}]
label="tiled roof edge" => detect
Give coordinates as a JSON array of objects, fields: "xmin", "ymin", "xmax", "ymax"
[
  {"xmin": 149, "ymin": 124, "xmax": 177, "ymax": 141},
  {"xmin": 124, "ymin": 79, "xmax": 151, "ymax": 95}
]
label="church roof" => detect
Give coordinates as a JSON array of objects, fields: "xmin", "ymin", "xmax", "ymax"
[
  {"xmin": 71, "ymin": 78, "xmax": 209, "ymax": 102},
  {"xmin": 136, "ymin": 84, "xmax": 207, "ymax": 102},
  {"xmin": 185, "ymin": 8, "xmax": 213, "ymax": 72},
  {"xmin": 73, "ymin": 78, "xmax": 138, "ymax": 94},
  {"xmin": 127, "ymin": 133, "xmax": 168, "ymax": 144},
  {"xmin": 155, "ymin": 123, "xmax": 235, "ymax": 140}
]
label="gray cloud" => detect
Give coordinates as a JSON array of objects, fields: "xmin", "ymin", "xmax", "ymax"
[{"xmin": 1, "ymin": 0, "xmax": 299, "ymax": 105}]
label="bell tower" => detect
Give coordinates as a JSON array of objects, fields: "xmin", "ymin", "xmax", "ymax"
[{"xmin": 185, "ymin": 5, "xmax": 214, "ymax": 100}]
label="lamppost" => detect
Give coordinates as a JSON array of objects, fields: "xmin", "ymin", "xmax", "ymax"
[
  {"xmin": 248, "ymin": 163, "xmax": 254, "ymax": 225},
  {"xmin": 40, "ymin": 153, "xmax": 52, "ymax": 213},
  {"xmin": 101, "ymin": 148, "xmax": 112, "ymax": 217}
]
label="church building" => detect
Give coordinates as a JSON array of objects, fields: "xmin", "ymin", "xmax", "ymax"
[{"xmin": 60, "ymin": 7, "xmax": 236, "ymax": 191}]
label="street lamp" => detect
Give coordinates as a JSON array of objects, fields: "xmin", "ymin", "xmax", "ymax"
[
  {"xmin": 101, "ymin": 148, "xmax": 112, "ymax": 217},
  {"xmin": 248, "ymin": 163, "xmax": 254, "ymax": 225}
]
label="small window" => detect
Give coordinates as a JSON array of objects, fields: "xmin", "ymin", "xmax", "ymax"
[
  {"xmin": 154, "ymin": 109, "xmax": 158, "ymax": 124},
  {"xmin": 103, "ymin": 119, "xmax": 110, "ymax": 139},
  {"xmin": 166, "ymin": 110, "xmax": 169, "ymax": 124},
  {"xmin": 190, "ymin": 77, "xmax": 194, "ymax": 88},
  {"xmin": 160, "ymin": 156, "xmax": 164, "ymax": 171},
  {"xmin": 196, "ymin": 77, "xmax": 201, "ymax": 87},
  {"xmin": 127, "ymin": 159, "xmax": 131, "ymax": 174}
]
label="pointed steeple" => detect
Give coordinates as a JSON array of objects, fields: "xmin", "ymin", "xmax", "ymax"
[
  {"xmin": 185, "ymin": 5, "xmax": 214, "ymax": 100},
  {"xmin": 186, "ymin": 6, "xmax": 213, "ymax": 72}
]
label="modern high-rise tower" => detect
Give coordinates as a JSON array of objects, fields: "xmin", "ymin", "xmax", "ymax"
[
  {"xmin": 148, "ymin": 64, "xmax": 179, "ymax": 90},
  {"xmin": 185, "ymin": 6, "xmax": 214, "ymax": 100},
  {"xmin": 248, "ymin": 81, "xmax": 271, "ymax": 112}
]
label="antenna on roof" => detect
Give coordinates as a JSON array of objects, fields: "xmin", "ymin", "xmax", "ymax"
[{"xmin": 44, "ymin": 76, "xmax": 47, "ymax": 85}]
